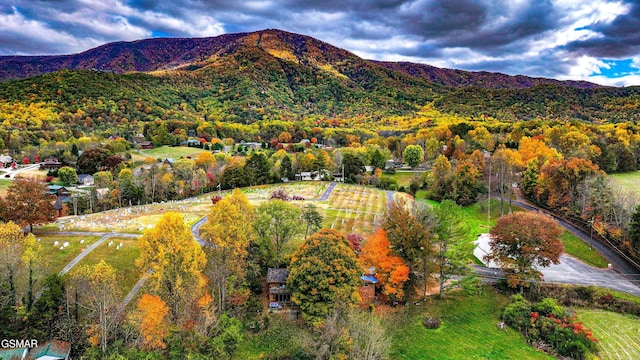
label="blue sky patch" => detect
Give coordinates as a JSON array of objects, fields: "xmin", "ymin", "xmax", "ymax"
[
  {"xmin": 595, "ymin": 59, "xmax": 639, "ymax": 78},
  {"xmin": 151, "ymin": 31, "xmax": 170, "ymax": 38}
]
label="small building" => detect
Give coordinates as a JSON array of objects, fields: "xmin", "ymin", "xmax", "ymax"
[
  {"xmin": 139, "ymin": 141, "xmax": 154, "ymax": 150},
  {"xmin": 77, "ymin": 174, "xmax": 95, "ymax": 186},
  {"xmin": 40, "ymin": 158, "xmax": 63, "ymax": 170},
  {"xmin": 295, "ymin": 171, "xmax": 321, "ymax": 181},
  {"xmin": 359, "ymin": 273, "xmax": 378, "ymax": 305},
  {"xmin": 48, "ymin": 185, "xmax": 70, "ymax": 197},
  {"xmin": 0, "ymin": 340, "xmax": 71, "ymax": 360},
  {"xmin": 163, "ymin": 158, "xmax": 175, "ymax": 166},
  {"xmin": 0, "ymin": 155, "xmax": 13, "ymax": 167},
  {"xmin": 267, "ymin": 268, "xmax": 291, "ymax": 309}
]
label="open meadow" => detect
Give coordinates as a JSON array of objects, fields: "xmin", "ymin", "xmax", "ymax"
[
  {"xmin": 75, "ymin": 236, "xmax": 142, "ymax": 299},
  {"xmin": 386, "ymin": 290, "xmax": 553, "ymax": 360},
  {"xmin": 35, "ymin": 234, "xmax": 103, "ymax": 275},
  {"xmin": 0, "ymin": 178, "xmax": 10, "ymax": 196},
  {"xmin": 577, "ymin": 309, "xmax": 640, "ymax": 360},
  {"xmin": 609, "ymin": 171, "xmax": 640, "ymax": 193},
  {"xmin": 139, "ymin": 146, "xmax": 209, "ymax": 160}
]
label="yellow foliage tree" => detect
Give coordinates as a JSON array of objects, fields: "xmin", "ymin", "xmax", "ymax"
[
  {"xmin": 136, "ymin": 212, "xmax": 206, "ymax": 323},
  {"xmin": 201, "ymin": 188, "xmax": 255, "ymax": 312}
]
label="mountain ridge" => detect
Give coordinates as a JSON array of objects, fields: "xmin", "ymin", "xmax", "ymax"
[{"xmin": 0, "ymin": 29, "xmax": 602, "ymax": 90}]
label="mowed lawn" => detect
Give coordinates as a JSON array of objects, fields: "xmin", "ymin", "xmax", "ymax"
[
  {"xmin": 609, "ymin": 171, "xmax": 640, "ymax": 193},
  {"xmin": 577, "ymin": 309, "xmax": 640, "ymax": 360},
  {"xmin": 386, "ymin": 290, "xmax": 553, "ymax": 360},
  {"xmin": 382, "ymin": 171, "xmax": 427, "ymax": 187},
  {"xmin": 0, "ymin": 178, "xmax": 10, "ymax": 196},
  {"xmin": 35, "ymin": 235, "xmax": 103, "ymax": 274},
  {"xmin": 140, "ymin": 146, "xmax": 209, "ymax": 160},
  {"xmin": 560, "ymin": 231, "xmax": 609, "ymax": 268},
  {"xmin": 75, "ymin": 237, "xmax": 142, "ymax": 299}
]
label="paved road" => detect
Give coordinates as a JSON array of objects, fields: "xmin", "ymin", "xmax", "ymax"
[
  {"xmin": 33, "ymin": 231, "xmax": 140, "ymax": 276},
  {"xmin": 510, "ymin": 198, "xmax": 640, "ymax": 283},
  {"xmin": 473, "ymin": 257, "xmax": 640, "ymax": 297},
  {"xmin": 191, "ymin": 216, "xmax": 209, "ymax": 246},
  {"xmin": 117, "ymin": 270, "xmax": 150, "ymax": 316},
  {"xmin": 0, "ymin": 163, "xmax": 41, "ymax": 179},
  {"xmin": 318, "ymin": 182, "xmax": 338, "ymax": 201},
  {"xmin": 385, "ymin": 191, "xmax": 394, "ymax": 210}
]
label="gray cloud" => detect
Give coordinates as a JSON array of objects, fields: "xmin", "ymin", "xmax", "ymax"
[
  {"xmin": 563, "ymin": 1, "xmax": 640, "ymax": 58},
  {"xmin": 0, "ymin": 0, "xmax": 639, "ymax": 84}
]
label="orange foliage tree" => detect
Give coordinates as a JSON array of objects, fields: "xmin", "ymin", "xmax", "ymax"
[
  {"xmin": 359, "ymin": 228, "xmax": 410, "ymax": 300},
  {"xmin": 134, "ymin": 294, "xmax": 170, "ymax": 351}
]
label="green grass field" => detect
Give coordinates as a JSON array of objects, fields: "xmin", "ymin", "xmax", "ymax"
[
  {"xmin": 234, "ymin": 289, "xmax": 551, "ymax": 360},
  {"xmin": 139, "ymin": 146, "xmax": 209, "ymax": 160},
  {"xmin": 35, "ymin": 235, "xmax": 103, "ymax": 274},
  {"xmin": 577, "ymin": 309, "xmax": 640, "ymax": 359},
  {"xmin": 75, "ymin": 237, "xmax": 142, "ymax": 298},
  {"xmin": 560, "ymin": 231, "xmax": 609, "ymax": 268},
  {"xmin": 386, "ymin": 290, "xmax": 553, "ymax": 360},
  {"xmin": 0, "ymin": 178, "xmax": 10, "ymax": 196},
  {"xmin": 382, "ymin": 171, "xmax": 426, "ymax": 187},
  {"xmin": 609, "ymin": 171, "xmax": 640, "ymax": 193}
]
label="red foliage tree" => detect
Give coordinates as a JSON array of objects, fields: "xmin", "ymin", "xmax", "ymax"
[{"xmin": 486, "ymin": 212, "xmax": 563, "ymax": 288}]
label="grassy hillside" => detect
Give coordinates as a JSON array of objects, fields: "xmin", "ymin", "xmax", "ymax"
[
  {"xmin": 386, "ymin": 290, "xmax": 552, "ymax": 360},
  {"xmin": 577, "ymin": 309, "xmax": 640, "ymax": 359}
]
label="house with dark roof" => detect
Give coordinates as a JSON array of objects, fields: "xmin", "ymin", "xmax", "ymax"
[
  {"xmin": 267, "ymin": 268, "xmax": 291, "ymax": 309},
  {"xmin": 40, "ymin": 157, "xmax": 63, "ymax": 170},
  {"xmin": 139, "ymin": 141, "xmax": 154, "ymax": 149}
]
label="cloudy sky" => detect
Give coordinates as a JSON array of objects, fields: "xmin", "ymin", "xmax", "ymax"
[{"xmin": 2, "ymin": 0, "xmax": 640, "ymax": 86}]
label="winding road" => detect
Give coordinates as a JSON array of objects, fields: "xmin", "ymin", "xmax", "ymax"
[{"xmin": 38, "ymin": 182, "xmax": 640, "ymax": 316}]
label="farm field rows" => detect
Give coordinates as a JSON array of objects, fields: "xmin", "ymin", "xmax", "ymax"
[{"xmin": 577, "ymin": 309, "xmax": 640, "ymax": 359}]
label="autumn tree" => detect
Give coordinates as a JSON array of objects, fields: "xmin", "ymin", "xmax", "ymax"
[
  {"xmin": 201, "ymin": 189, "xmax": 254, "ymax": 312},
  {"xmin": 136, "ymin": 212, "xmax": 206, "ymax": 324},
  {"xmin": 71, "ymin": 260, "xmax": 121, "ymax": 353},
  {"xmin": 0, "ymin": 222, "xmax": 27, "ymax": 313},
  {"xmin": 430, "ymin": 155, "xmax": 453, "ymax": 201},
  {"xmin": 383, "ymin": 198, "xmax": 434, "ymax": 298},
  {"xmin": 132, "ymin": 294, "xmax": 169, "ymax": 351},
  {"xmin": 1, "ymin": 177, "xmax": 55, "ymax": 232},
  {"xmin": 194, "ymin": 151, "xmax": 217, "ymax": 170},
  {"xmin": 403, "ymin": 144, "xmax": 423, "ymax": 167},
  {"xmin": 451, "ymin": 160, "xmax": 481, "ymax": 206},
  {"xmin": 485, "ymin": 212, "xmax": 563, "ymax": 288},
  {"xmin": 253, "ymin": 200, "xmax": 303, "ymax": 260},
  {"xmin": 287, "ymin": 229, "xmax": 360, "ymax": 325},
  {"xmin": 58, "ymin": 166, "xmax": 78, "ymax": 185},
  {"xmin": 535, "ymin": 158, "xmax": 601, "ymax": 214},
  {"xmin": 77, "ymin": 147, "xmax": 113, "ymax": 174},
  {"xmin": 359, "ymin": 228, "xmax": 410, "ymax": 300},
  {"xmin": 432, "ymin": 200, "xmax": 471, "ymax": 298},
  {"xmin": 490, "ymin": 147, "xmax": 523, "ymax": 215}
]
